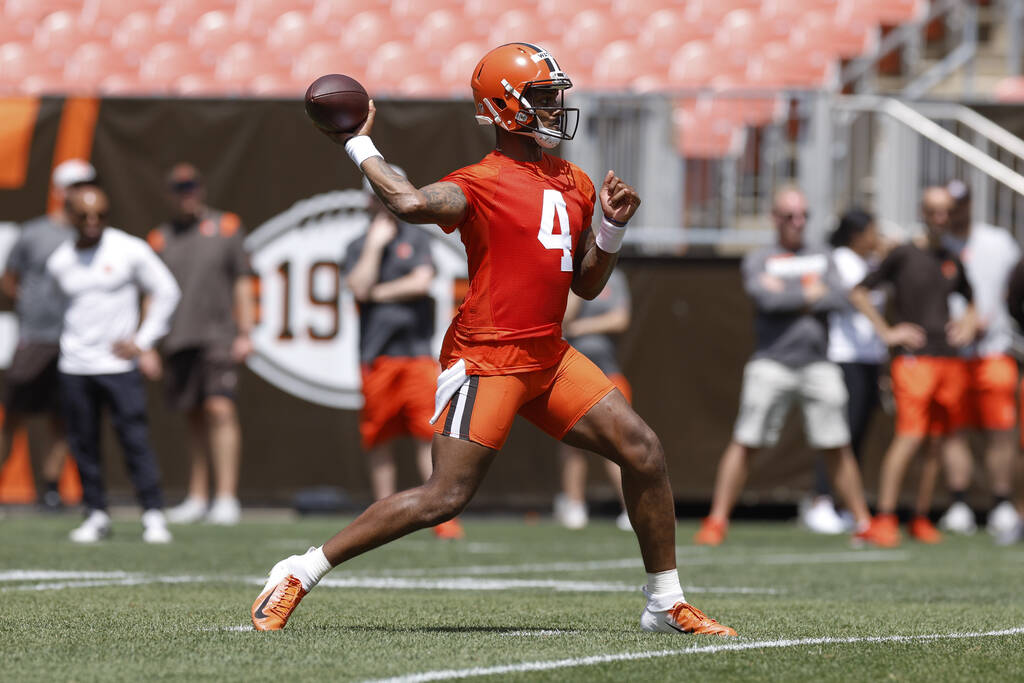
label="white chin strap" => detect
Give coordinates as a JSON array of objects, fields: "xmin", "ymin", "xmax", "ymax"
[{"xmin": 532, "ymin": 129, "xmax": 561, "ymax": 149}]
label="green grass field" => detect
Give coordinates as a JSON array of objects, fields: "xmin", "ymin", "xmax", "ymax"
[{"xmin": 2, "ymin": 512, "xmax": 1023, "ymax": 682}]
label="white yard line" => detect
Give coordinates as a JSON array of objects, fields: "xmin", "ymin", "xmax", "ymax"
[
  {"xmin": 362, "ymin": 627, "xmax": 1024, "ymax": 683},
  {"xmin": 0, "ymin": 570, "xmax": 131, "ymax": 581}
]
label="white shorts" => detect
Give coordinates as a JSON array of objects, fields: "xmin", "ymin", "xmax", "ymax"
[{"xmin": 732, "ymin": 358, "xmax": 850, "ymax": 449}]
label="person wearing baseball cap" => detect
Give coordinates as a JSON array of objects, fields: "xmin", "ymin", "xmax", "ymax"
[{"xmin": 0, "ymin": 159, "xmax": 98, "ymax": 510}]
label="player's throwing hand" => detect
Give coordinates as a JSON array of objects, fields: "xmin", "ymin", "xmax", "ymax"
[
  {"xmin": 600, "ymin": 170, "xmax": 641, "ymax": 226},
  {"xmin": 320, "ymin": 100, "xmax": 378, "ymax": 145}
]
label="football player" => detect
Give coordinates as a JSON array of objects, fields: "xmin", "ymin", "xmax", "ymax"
[{"xmin": 252, "ymin": 43, "xmax": 735, "ymax": 637}]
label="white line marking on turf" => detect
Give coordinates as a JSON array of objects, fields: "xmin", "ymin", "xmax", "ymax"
[
  {"xmin": 362, "ymin": 627, "xmax": 1024, "ymax": 683},
  {"xmin": 0, "ymin": 570, "xmax": 132, "ymax": 581},
  {"xmin": 198, "ymin": 625, "xmax": 255, "ymax": 632},
  {"xmin": 500, "ymin": 630, "xmax": 580, "ymax": 637},
  {"xmin": 362, "ymin": 550, "xmax": 910, "ymax": 577}
]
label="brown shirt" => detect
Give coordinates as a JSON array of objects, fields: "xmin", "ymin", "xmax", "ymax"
[
  {"xmin": 859, "ymin": 243, "xmax": 973, "ymax": 357},
  {"xmin": 148, "ymin": 209, "xmax": 251, "ymax": 354}
]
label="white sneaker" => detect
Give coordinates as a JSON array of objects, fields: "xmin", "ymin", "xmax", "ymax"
[
  {"xmin": 553, "ymin": 494, "xmax": 587, "ymax": 529},
  {"xmin": 205, "ymin": 497, "xmax": 241, "ymax": 526},
  {"xmin": 69, "ymin": 510, "xmax": 111, "ymax": 543},
  {"xmin": 938, "ymin": 501, "xmax": 977, "ymax": 535},
  {"xmin": 141, "ymin": 510, "xmax": 173, "ymax": 544},
  {"xmin": 800, "ymin": 496, "xmax": 846, "ymax": 535},
  {"xmin": 166, "ymin": 497, "xmax": 208, "ymax": 524},
  {"xmin": 615, "ymin": 510, "xmax": 633, "ymax": 531},
  {"xmin": 987, "ymin": 501, "xmax": 1021, "ymax": 537}
]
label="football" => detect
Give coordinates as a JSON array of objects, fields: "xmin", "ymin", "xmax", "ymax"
[{"xmin": 304, "ymin": 74, "xmax": 370, "ymax": 135}]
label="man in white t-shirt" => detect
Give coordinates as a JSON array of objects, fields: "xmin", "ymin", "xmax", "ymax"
[
  {"xmin": 46, "ymin": 186, "xmax": 181, "ymax": 544},
  {"xmin": 936, "ymin": 181, "xmax": 1021, "ymax": 537}
]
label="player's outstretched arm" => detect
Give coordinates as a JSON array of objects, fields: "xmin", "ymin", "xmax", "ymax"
[
  {"xmin": 318, "ymin": 99, "xmax": 468, "ymax": 226},
  {"xmin": 572, "ymin": 171, "xmax": 640, "ymax": 300}
]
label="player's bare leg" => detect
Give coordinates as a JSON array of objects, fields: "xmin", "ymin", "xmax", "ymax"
[
  {"xmin": 368, "ymin": 444, "xmax": 397, "ymax": 500},
  {"xmin": 416, "ymin": 438, "xmax": 465, "ymax": 539},
  {"xmin": 564, "ymin": 389, "xmax": 736, "ymax": 636},
  {"xmin": 252, "ymin": 435, "xmax": 495, "ymax": 630},
  {"xmin": 822, "ymin": 446, "xmax": 871, "ymax": 528}
]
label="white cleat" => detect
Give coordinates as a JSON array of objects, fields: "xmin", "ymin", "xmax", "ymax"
[
  {"xmin": 553, "ymin": 494, "xmax": 588, "ymax": 530},
  {"xmin": 615, "ymin": 510, "xmax": 633, "ymax": 531},
  {"xmin": 938, "ymin": 501, "xmax": 977, "ymax": 535},
  {"xmin": 69, "ymin": 510, "xmax": 111, "ymax": 544},
  {"xmin": 206, "ymin": 497, "xmax": 241, "ymax": 526},
  {"xmin": 800, "ymin": 496, "xmax": 846, "ymax": 535},
  {"xmin": 166, "ymin": 497, "xmax": 208, "ymax": 524},
  {"xmin": 142, "ymin": 510, "xmax": 173, "ymax": 544},
  {"xmin": 987, "ymin": 501, "xmax": 1021, "ymax": 538}
]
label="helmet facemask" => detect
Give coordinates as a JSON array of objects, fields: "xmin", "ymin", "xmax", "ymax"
[{"xmin": 512, "ymin": 83, "xmax": 578, "ymax": 149}]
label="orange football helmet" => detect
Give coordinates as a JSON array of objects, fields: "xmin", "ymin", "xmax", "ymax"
[{"xmin": 471, "ymin": 42, "xmax": 579, "ymax": 148}]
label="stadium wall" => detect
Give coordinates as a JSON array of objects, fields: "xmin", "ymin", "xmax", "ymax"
[{"xmin": 0, "ymin": 96, "xmax": 961, "ymax": 510}]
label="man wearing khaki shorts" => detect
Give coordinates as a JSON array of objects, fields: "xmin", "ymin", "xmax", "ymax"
[{"xmin": 695, "ymin": 187, "xmax": 874, "ymax": 546}]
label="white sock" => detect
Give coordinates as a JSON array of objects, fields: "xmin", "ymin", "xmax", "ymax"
[
  {"xmin": 293, "ymin": 546, "xmax": 333, "ymax": 592},
  {"xmin": 645, "ymin": 569, "xmax": 685, "ymax": 612}
]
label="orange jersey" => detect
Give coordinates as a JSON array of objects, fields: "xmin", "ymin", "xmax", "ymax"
[{"xmin": 439, "ymin": 151, "xmax": 596, "ymax": 375}]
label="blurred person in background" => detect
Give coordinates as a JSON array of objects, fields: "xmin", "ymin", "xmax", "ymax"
[
  {"xmin": 150, "ymin": 164, "xmax": 254, "ymax": 526},
  {"xmin": 850, "ymin": 186, "xmax": 978, "ymax": 547},
  {"xmin": 695, "ymin": 186, "xmax": 875, "ymax": 546},
  {"xmin": 47, "ymin": 186, "xmax": 180, "ymax": 543},
  {"xmin": 929, "ymin": 180, "xmax": 1020, "ymax": 538},
  {"xmin": 1000, "ymin": 256, "xmax": 1024, "ymax": 545},
  {"xmin": 801, "ymin": 209, "xmax": 888, "ymax": 535},
  {"xmin": 0, "ymin": 160, "xmax": 95, "ymax": 510},
  {"xmin": 555, "ymin": 268, "xmax": 632, "ymax": 531},
  {"xmin": 343, "ymin": 171, "xmax": 462, "ymax": 540}
]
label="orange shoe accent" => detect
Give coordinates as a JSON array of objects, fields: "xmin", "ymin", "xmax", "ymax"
[
  {"xmin": 433, "ymin": 518, "xmax": 465, "ymax": 540},
  {"xmin": 666, "ymin": 602, "xmax": 738, "ymax": 637},
  {"xmin": 251, "ymin": 575, "xmax": 307, "ymax": 631},
  {"xmin": 908, "ymin": 515, "xmax": 942, "ymax": 544},
  {"xmin": 58, "ymin": 455, "xmax": 82, "ymax": 505},
  {"xmin": 0, "ymin": 422, "xmax": 35, "ymax": 504},
  {"xmin": 694, "ymin": 517, "xmax": 726, "ymax": 546},
  {"xmin": 854, "ymin": 514, "xmax": 901, "ymax": 548}
]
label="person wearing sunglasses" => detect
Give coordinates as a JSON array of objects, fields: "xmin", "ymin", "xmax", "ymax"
[
  {"xmin": 696, "ymin": 186, "xmax": 875, "ymax": 546},
  {"xmin": 45, "ymin": 185, "xmax": 180, "ymax": 544}
]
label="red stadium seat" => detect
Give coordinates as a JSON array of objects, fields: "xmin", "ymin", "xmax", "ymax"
[
  {"xmin": 79, "ymin": 0, "xmax": 145, "ymax": 37},
  {"xmin": 249, "ymin": 72, "xmax": 302, "ymax": 97},
  {"xmin": 174, "ymin": 72, "xmax": 225, "ymax": 96},
  {"xmin": 673, "ymin": 105, "xmax": 745, "ymax": 159},
  {"xmin": 666, "ymin": 41, "xmax": 718, "ymax": 89},
  {"xmin": 716, "ymin": 9, "xmax": 783, "ymax": 48},
  {"xmin": 397, "ymin": 73, "xmax": 442, "ymax": 97},
  {"xmin": 760, "ymin": 41, "xmax": 836, "ymax": 88},
  {"xmin": 685, "ymin": 0, "xmax": 760, "ymax": 24},
  {"xmin": 541, "ymin": 0, "xmax": 597, "ymax": 26},
  {"xmin": 709, "ymin": 75, "xmax": 784, "ymax": 127},
  {"xmin": 638, "ymin": 9, "xmax": 713, "ymax": 71},
  {"xmin": 292, "ymin": 41, "xmax": 361, "ymax": 85},
  {"xmin": 487, "ymin": 9, "xmax": 553, "ymax": 48},
  {"xmin": 139, "ymin": 41, "xmax": 202, "ymax": 89},
  {"xmin": 414, "ymin": 9, "xmax": 464, "ymax": 58},
  {"xmin": 564, "ymin": 10, "xmax": 621, "ymax": 72},
  {"xmin": 343, "ymin": 11, "xmax": 394, "ymax": 66},
  {"xmin": 4, "ymin": 0, "xmax": 80, "ymax": 38},
  {"xmin": 838, "ymin": 0, "xmax": 925, "ymax": 26},
  {"xmin": 234, "ymin": 0, "xmax": 296, "ymax": 38},
  {"xmin": 155, "ymin": 0, "xmax": 211, "ymax": 38},
  {"xmin": 995, "ymin": 77, "xmax": 1024, "ymax": 102},
  {"xmin": 33, "ymin": 11, "xmax": 87, "ymax": 73},
  {"xmin": 267, "ymin": 11, "xmax": 328, "ymax": 58},
  {"xmin": 364, "ymin": 41, "xmax": 424, "ymax": 92},
  {"xmin": 609, "ymin": 0, "xmax": 676, "ymax": 35},
  {"xmin": 190, "ymin": 11, "xmax": 238, "ymax": 66},
  {"xmin": 216, "ymin": 41, "xmax": 285, "ymax": 83},
  {"xmin": 310, "ymin": 0, "xmax": 363, "ymax": 36},
  {"xmin": 21, "ymin": 72, "xmax": 71, "ymax": 96},
  {"xmin": 591, "ymin": 40, "xmax": 649, "ymax": 90},
  {"xmin": 439, "ymin": 41, "xmax": 483, "ymax": 96},
  {"xmin": 98, "ymin": 72, "xmax": 143, "ymax": 95},
  {"xmin": 390, "ymin": 0, "xmax": 460, "ymax": 37},
  {"xmin": 111, "ymin": 11, "xmax": 165, "ymax": 67},
  {"xmin": 65, "ymin": 42, "xmax": 130, "ymax": 90},
  {"xmin": 794, "ymin": 11, "xmax": 875, "ymax": 60},
  {"xmin": 0, "ymin": 43, "xmax": 36, "ymax": 89},
  {"xmin": 463, "ymin": 0, "xmax": 506, "ymax": 38}
]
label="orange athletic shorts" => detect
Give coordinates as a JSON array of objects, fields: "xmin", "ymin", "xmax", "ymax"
[
  {"xmin": 962, "ymin": 354, "xmax": 1018, "ymax": 431},
  {"xmin": 608, "ymin": 372, "xmax": 632, "ymax": 405},
  {"xmin": 360, "ymin": 356, "xmax": 439, "ymax": 449},
  {"xmin": 434, "ymin": 346, "xmax": 617, "ymax": 450},
  {"xmin": 891, "ymin": 355, "xmax": 969, "ymax": 437}
]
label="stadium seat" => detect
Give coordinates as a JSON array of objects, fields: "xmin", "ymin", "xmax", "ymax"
[
  {"xmin": 709, "ymin": 74, "xmax": 784, "ymax": 127},
  {"xmin": 111, "ymin": 11, "xmax": 163, "ymax": 67},
  {"xmin": 761, "ymin": 41, "xmax": 836, "ymax": 88},
  {"xmin": 716, "ymin": 9, "xmax": 783, "ymax": 48},
  {"xmin": 234, "ymin": 0, "xmax": 296, "ymax": 38},
  {"xmin": 638, "ymin": 9, "xmax": 714, "ymax": 71},
  {"xmin": 343, "ymin": 11, "xmax": 394, "ymax": 65},
  {"xmin": 794, "ymin": 11, "xmax": 875, "ymax": 60},
  {"xmin": 685, "ymin": 0, "xmax": 761, "ymax": 24},
  {"xmin": 249, "ymin": 71, "xmax": 302, "ymax": 97},
  {"xmin": 438, "ymin": 41, "xmax": 483, "ymax": 95},
  {"xmin": 20, "ymin": 72, "xmax": 70, "ymax": 95},
  {"xmin": 609, "ymin": 0, "xmax": 676, "ymax": 35},
  {"xmin": 564, "ymin": 10, "xmax": 621, "ymax": 72},
  {"xmin": 4, "ymin": 0, "xmax": 80, "ymax": 38},
  {"xmin": 542, "ymin": 0, "xmax": 597, "ymax": 26},
  {"xmin": 310, "ymin": 0, "xmax": 362, "ymax": 36},
  {"xmin": 414, "ymin": 9, "xmax": 464, "ymax": 58},
  {"xmin": 488, "ymin": 9, "xmax": 553, "ymax": 48},
  {"xmin": 0, "ymin": 42, "xmax": 35, "ymax": 90},
  {"xmin": 173, "ymin": 72, "xmax": 224, "ymax": 96},
  {"xmin": 139, "ymin": 41, "xmax": 202, "ymax": 90},
  {"xmin": 390, "ymin": 0, "xmax": 460, "ymax": 37},
  {"xmin": 838, "ymin": 0, "xmax": 926, "ymax": 26},
  {"xmin": 591, "ymin": 40, "xmax": 650, "ymax": 90},
  {"xmin": 155, "ymin": 0, "xmax": 211, "ymax": 38},
  {"xmin": 65, "ymin": 42, "xmax": 129, "ymax": 90},
  {"xmin": 673, "ymin": 105, "xmax": 746, "ymax": 159},
  {"xmin": 217, "ymin": 41, "xmax": 284, "ymax": 83},
  {"xmin": 397, "ymin": 73, "xmax": 442, "ymax": 97},
  {"xmin": 463, "ymin": 0, "xmax": 506, "ymax": 38},
  {"xmin": 267, "ymin": 11, "xmax": 328, "ymax": 59},
  {"xmin": 364, "ymin": 41, "xmax": 424, "ymax": 92},
  {"xmin": 994, "ymin": 76, "xmax": 1024, "ymax": 102},
  {"xmin": 98, "ymin": 72, "xmax": 142, "ymax": 95},
  {"xmin": 79, "ymin": 0, "xmax": 144, "ymax": 37},
  {"xmin": 33, "ymin": 11, "xmax": 86, "ymax": 72},
  {"xmin": 189, "ymin": 11, "xmax": 238, "ymax": 66},
  {"xmin": 666, "ymin": 41, "xmax": 718, "ymax": 88},
  {"xmin": 292, "ymin": 41, "xmax": 361, "ymax": 85}
]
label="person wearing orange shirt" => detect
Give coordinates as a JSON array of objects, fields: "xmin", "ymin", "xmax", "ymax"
[{"xmin": 250, "ymin": 43, "xmax": 735, "ymax": 637}]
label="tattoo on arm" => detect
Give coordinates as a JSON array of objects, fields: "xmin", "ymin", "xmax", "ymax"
[{"xmin": 417, "ymin": 182, "xmax": 468, "ymax": 225}]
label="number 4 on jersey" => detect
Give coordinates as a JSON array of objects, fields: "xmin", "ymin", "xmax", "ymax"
[{"xmin": 537, "ymin": 189, "xmax": 573, "ymax": 272}]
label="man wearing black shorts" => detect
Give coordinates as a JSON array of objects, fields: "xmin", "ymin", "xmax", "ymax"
[
  {"xmin": 148, "ymin": 164, "xmax": 254, "ymax": 526},
  {"xmin": 0, "ymin": 159, "xmax": 95, "ymax": 508}
]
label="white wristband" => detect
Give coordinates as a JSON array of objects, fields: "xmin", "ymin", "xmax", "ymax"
[
  {"xmin": 344, "ymin": 135, "xmax": 383, "ymax": 167},
  {"xmin": 595, "ymin": 215, "xmax": 627, "ymax": 253}
]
